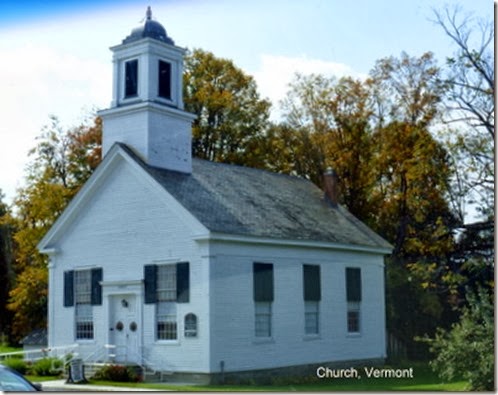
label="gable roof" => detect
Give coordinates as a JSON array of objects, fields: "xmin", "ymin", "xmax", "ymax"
[
  {"xmin": 21, "ymin": 328, "xmax": 47, "ymax": 346},
  {"xmin": 120, "ymin": 144, "xmax": 392, "ymax": 252}
]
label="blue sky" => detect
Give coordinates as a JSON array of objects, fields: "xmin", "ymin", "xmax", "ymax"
[{"xmin": 0, "ymin": 0, "xmax": 493, "ymax": 204}]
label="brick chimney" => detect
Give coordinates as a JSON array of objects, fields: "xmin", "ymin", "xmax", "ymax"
[{"xmin": 323, "ymin": 167, "xmax": 339, "ymax": 206}]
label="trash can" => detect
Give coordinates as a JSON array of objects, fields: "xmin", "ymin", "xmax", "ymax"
[{"xmin": 68, "ymin": 358, "xmax": 86, "ymax": 384}]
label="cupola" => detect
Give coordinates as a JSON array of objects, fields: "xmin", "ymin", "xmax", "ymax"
[{"xmin": 99, "ymin": 7, "xmax": 195, "ymax": 173}]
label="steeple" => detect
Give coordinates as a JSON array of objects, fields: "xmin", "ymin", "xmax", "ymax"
[{"xmin": 98, "ymin": 8, "xmax": 195, "ymax": 173}]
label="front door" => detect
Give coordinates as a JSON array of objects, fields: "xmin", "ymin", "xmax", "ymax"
[{"xmin": 109, "ymin": 294, "xmax": 140, "ymax": 363}]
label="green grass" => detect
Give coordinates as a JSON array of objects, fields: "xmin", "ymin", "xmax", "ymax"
[
  {"xmin": 0, "ymin": 345, "xmax": 22, "ymax": 354},
  {"xmin": 87, "ymin": 363, "xmax": 468, "ymax": 391}
]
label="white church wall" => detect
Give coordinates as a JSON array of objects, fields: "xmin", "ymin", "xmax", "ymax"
[
  {"xmin": 208, "ymin": 241, "xmax": 386, "ymax": 373},
  {"xmin": 48, "ymin": 156, "xmax": 210, "ymax": 372}
]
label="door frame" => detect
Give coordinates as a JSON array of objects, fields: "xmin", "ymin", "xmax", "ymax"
[{"xmin": 101, "ymin": 280, "xmax": 143, "ymax": 364}]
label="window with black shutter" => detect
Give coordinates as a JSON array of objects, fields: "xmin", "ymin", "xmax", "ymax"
[
  {"xmin": 346, "ymin": 267, "xmax": 361, "ymax": 333},
  {"xmin": 145, "ymin": 262, "xmax": 190, "ymax": 340},
  {"xmin": 303, "ymin": 264, "xmax": 320, "ymax": 335},
  {"xmin": 253, "ymin": 263, "xmax": 273, "ymax": 337}
]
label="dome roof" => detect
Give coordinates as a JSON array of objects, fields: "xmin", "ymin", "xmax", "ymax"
[{"xmin": 122, "ymin": 7, "xmax": 175, "ymax": 45}]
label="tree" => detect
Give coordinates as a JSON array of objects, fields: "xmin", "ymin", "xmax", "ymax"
[
  {"xmin": 434, "ymin": 6, "xmax": 494, "ymax": 222},
  {"xmin": 369, "ymin": 52, "xmax": 445, "ymax": 128},
  {"xmin": 276, "ymin": 74, "xmax": 377, "ymax": 221},
  {"xmin": 7, "ymin": 116, "xmax": 102, "ymax": 339},
  {"xmin": 425, "ymin": 287, "xmax": 494, "ymax": 391},
  {"xmin": 183, "ymin": 48, "xmax": 271, "ymax": 166},
  {"xmin": 0, "ymin": 190, "xmax": 14, "ymax": 342},
  {"xmin": 368, "ymin": 52, "xmax": 460, "ymax": 356}
]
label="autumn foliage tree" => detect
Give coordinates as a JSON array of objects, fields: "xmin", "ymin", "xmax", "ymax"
[
  {"xmin": 184, "ymin": 48, "xmax": 271, "ymax": 166},
  {"xmin": 0, "ymin": 190, "xmax": 14, "ymax": 342},
  {"xmin": 7, "ymin": 116, "xmax": 102, "ymax": 340},
  {"xmin": 270, "ymin": 74, "xmax": 377, "ymax": 223},
  {"xmin": 268, "ymin": 52, "xmax": 462, "ymax": 357}
]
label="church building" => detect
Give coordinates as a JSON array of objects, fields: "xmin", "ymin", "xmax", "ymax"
[{"xmin": 38, "ymin": 8, "xmax": 392, "ymax": 383}]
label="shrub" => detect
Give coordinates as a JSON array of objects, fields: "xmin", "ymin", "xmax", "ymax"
[
  {"xmin": 424, "ymin": 287, "xmax": 494, "ymax": 391},
  {"xmin": 2, "ymin": 358, "xmax": 28, "ymax": 375},
  {"xmin": 93, "ymin": 364, "xmax": 139, "ymax": 382},
  {"xmin": 31, "ymin": 357, "xmax": 63, "ymax": 376}
]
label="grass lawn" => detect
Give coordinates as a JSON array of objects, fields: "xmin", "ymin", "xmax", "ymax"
[
  {"xmin": 0, "ymin": 345, "xmax": 22, "ymax": 354},
  {"xmin": 88, "ymin": 363, "xmax": 468, "ymax": 392}
]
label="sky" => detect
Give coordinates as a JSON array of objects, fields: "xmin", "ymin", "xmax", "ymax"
[{"xmin": 0, "ymin": 0, "xmax": 493, "ymax": 205}]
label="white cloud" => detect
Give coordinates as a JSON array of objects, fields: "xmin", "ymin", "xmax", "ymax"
[
  {"xmin": 252, "ymin": 54, "xmax": 365, "ymax": 120},
  {"xmin": 0, "ymin": 43, "xmax": 110, "ymax": 204}
]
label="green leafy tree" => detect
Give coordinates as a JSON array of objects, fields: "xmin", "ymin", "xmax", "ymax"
[
  {"xmin": 183, "ymin": 48, "xmax": 271, "ymax": 166},
  {"xmin": 425, "ymin": 287, "xmax": 494, "ymax": 391}
]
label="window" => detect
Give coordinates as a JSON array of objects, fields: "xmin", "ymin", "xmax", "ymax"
[
  {"xmin": 346, "ymin": 267, "xmax": 362, "ymax": 333},
  {"xmin": 125, "ymin": 59, "xmax": 138, "ymax": 97},
  {"xmin": 347, "ymin": 302, "xmax": 360, "ymax": 333},
  {"xmin": 63, "ymin": 268, "xmax": 102, "ymax": 340},
  {"xmin": 143, "ymin": 262, "xmax": 190, "ymax": 340},
  {"xmin": 305, "ymin": 301, "xmax": 319, "ymax": 335},
  {"xmin": 184, "ymin": 313, "xmax": 198, "ymax": 337},
  {"xmin": 75, "ymin": 270, "xmax": 93, "ymax": 339},
  {"xmin": 157, "ymin": 264, "xmax": 176, "ymax": 301},
  {"xmin": 253, "ymin": 263, "xmax": 273, "ymax": 338},
  {"xmin": 157, "ymin": 302, "xmax": 177, "ymax": 340},
  {"xmin": 156, "ymin": 265, "xmax": 177, "ymax": 340},
  {"xmin": 255, "ymin": 302, "xmax": 272, "ymax": 337},
  {"xmin": 158, "ymin": 60, "xmax": 171, "ymax": 99},
  {"xmin": 303, "ymin": 264, "xmax": 321, "ymax": 335}
]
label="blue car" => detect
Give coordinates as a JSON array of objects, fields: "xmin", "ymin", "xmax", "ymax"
[{"xmin": 0, "ymin": 365, "xmax": 42, "ymax": 391}]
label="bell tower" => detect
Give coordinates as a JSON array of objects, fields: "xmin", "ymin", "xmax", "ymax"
[{"xmin": 99, "ymin": 7, "xmax": 195, "ymax": 173}]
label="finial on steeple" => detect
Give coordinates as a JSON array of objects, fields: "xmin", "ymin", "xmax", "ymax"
[{"xmin": 146, "ymin": 6, "xmax": 152, "ymax": 20}]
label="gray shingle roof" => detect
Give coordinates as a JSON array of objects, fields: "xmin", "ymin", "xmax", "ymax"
[
  {"xmin": 122, "ymin": 144, "xmax": 391, "ymax": 251},
  {"xmin": 22, "ymin": 328, "xmax": 47, "ymax": 346}
]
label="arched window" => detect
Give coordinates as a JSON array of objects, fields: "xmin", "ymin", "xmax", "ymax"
[{"xmin": 184, "ymin": 313, "xmax": 197, "ymax": 337}]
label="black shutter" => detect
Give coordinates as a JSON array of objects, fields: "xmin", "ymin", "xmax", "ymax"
[
  {"xmin": 91, "ymin": 268, "xmax": 103, "ymax": 305},
  {"xmin": 303, "ymin": 264, "xmax": 321, "ymax": 301},
  {"xmin": 63, "ymin": 270, "xmax": 74, "ymax": 307},
  {"xmin": 253, "ymin": 263, "xmax": 274, "ymax": 302},
  {"xmin": 176, "ymin": 262, "xmax": 190, "ymax": 303},
  {"xmin": 346, "ymin": 267, "xmax": 362, "ymax": 302},
  {"xmin": 144, "ymin": 264, "xmax": 157, "ymax": 304}
]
